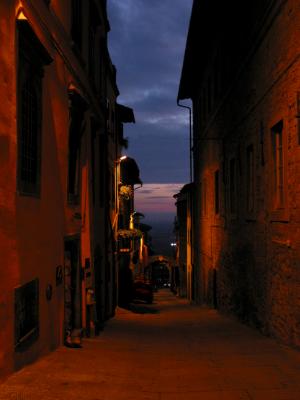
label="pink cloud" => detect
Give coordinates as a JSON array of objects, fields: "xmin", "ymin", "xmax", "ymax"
[{"xmin": 134, "ymin": 183, "xmax": 184, "ymax": 214}]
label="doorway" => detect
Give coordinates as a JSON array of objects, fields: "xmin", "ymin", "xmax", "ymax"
[{"xmin": 64, "ymin": 238, "xmax": 81, "ymax": 341}]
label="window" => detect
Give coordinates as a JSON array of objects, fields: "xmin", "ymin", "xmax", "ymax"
[
  {"xmin": 118, "ymin": 214, "xmax": 124, "ymax": 229},
  {"xmin": 20, "ymin": 79, "xmax": 40, "ymax": 192},
  {"xmin": 297, "ymin": 92, "xmax": 300, "ymax": 145},
  {"xmin": 202, "ymin": 87, "xmax": 206, "ymax": 124},
  {"xmin": 271, "ymin": 121, "xmax": 284, "ymax": 209},
  {"xmin": 88, "ymin": 24, "xmax": 96, "ymax": 82},
  {"xmin": 207, "ymin": 77, "xmax": 212, "ymax": 114},
  {"xmin": 106, "ymin": 99, "xmax": 115, "ymax": 135},
  {"xmin": 98, "ymin": 38, "xmax": 105, "ymax": 95},
  {"xmin": 71, "ymin": 0, "xmax": 82, "ymax": 51},
  {"xmin": 229, "ymin": 158, "xmax": 237, "ymax": 214},
  {"xmin": 67, "ymin": 90, "xmax": 87, "ymax": 203},
  {"xmin": 17, "ymin": 20, "xmax": 52, "ymax": 196},
  {"xmin": 99, "ymin": 134, "xmax": 105, "ymax": 207},
  {"xmin": 197, "ymin": 96, "xmax": 201, "ymax": 125},
  {"xmin": 88, "ymin": 1, "xmax": 100, "ymax": 84},
  {"xmin": 90, "ymin": 119, "xmax": 96, "ymax": 204},
  {"xmin": 214, "ymin": 58, "xmax": 219, "ymax": 102},
  {"xmin": 201, "ymin": 178, "xmax": 207, "ymax": 217},
  {"xmin": 246, "ymin": 145, "xmax": 254, "ymax": 213},
  {"xmin": 111, "ymin": 108, "xmax": 115, "ymax": 136},
  {"xmin": 106, "ymin": 99, "xmax": 110, "ymax": 133},
  {"xmin": 111, "ymin": 170, "xmax": 115, "ymax": 209},
  {"xmin": 214, "ymin": 170, "xmax": 220, "ymax": 214}
]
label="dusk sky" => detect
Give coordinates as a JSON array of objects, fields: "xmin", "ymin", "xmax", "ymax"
[{"xmin": 107, "ymin": 0, "xmax": 193, "ymax": 253}]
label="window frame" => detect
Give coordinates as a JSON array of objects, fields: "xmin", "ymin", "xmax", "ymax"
[
  {"xmin": 17, "ymin": 20, "xmax": 52, "ymax": 197},
  {"xmin": 270, "ymin": 120, "xmax": 289, "ymax": 222},
  {"xmin": 14, "ymin": 279, "xmax": 39, "ymax": 350},
  {"xmin": 214, "ymin": 169, "xmax": 220, "ymax": 215},
  {"xmin": 18, "ymin": 71, "xmax": 43, "ymax": 196},
  {"xmin": 229, "ymin": 157, "xmax": 237, "ymax": 217},
  {"xmin": 200, "ymin": 177, "xmax": 208, "ymax": 218},
  {"xmin": 71, "ymin": 0, "xmax": 82, "ymax": 52},
  {"xmin": 67, "ymin": 90, "xmax": 87, "ymax": 204},
  {"xmin": 245, "ymin": 144, "xmax": 255, "ymax": 218}
]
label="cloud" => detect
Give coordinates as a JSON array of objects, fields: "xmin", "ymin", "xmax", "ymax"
[
  {"xmin": 137, "ymin": 189, "xmax": 153, "ymax": 195},
  {"xmin": 134, "ymin": 183, "xmax": 184, "ymax": 215},
  {"xmin": 123, "ymin": 121, "xmax": 190, "ymax": 183},
  {"xmin": 147, "ymin": 196, "xmax": 171, "ymax": 200},
  {"xmin": 108, "ymin": 0, "xmax": 193, "ymax": 184},
  {"xmin": 143, "ymin": 112, "xmax": 189, "ymax": 128}
]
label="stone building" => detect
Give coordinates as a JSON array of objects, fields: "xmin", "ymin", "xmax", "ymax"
[
  {"xmin": 178, "ymin": 0, "xmax": 300, "ymax": 347},
  {"xmin": 174, "ymin": 183, "xmax": 194, "ymax": 300},
  {"xmin": 0, "ymin": 0, "xmax": 130, "ymax": 378}
]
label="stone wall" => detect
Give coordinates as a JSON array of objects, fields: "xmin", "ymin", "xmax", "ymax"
[{"xmin": 192, "ymin": 0, "xmax": 300, "ymax": 347}]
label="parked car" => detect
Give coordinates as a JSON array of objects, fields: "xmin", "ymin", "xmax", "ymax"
[{"xmin": 133, "ymin": 281, "xmax": 153, "ymax": 304}]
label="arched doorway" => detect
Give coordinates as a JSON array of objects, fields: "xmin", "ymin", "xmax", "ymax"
[{"xmin": 145, "ymin": 255, "xmax": 172, "ymax": 289}]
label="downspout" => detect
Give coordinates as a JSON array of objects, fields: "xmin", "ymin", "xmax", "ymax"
[
  {"xmin": 177, "ymin": 99, "xmax": 193, "ymax": 301},
  {"xmin": 177, "ymin": 100, "xmax": 192, "ymax": 183}
]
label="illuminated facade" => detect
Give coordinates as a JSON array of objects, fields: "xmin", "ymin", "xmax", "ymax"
[
  {"xmin": 0, "ymin": 0, "xmax": 129, "ymax": 378},
  {"xmin": 178, "ymin": 0, "xmax": 300, "ymax": 346}
]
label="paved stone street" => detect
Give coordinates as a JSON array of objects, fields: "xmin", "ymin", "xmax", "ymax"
[{"xmin": 1, "ymin": 290, "xmax": 300, "ymax": 400}]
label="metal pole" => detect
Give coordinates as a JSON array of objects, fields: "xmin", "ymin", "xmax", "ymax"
[{"xmin": 177, "ymin": 100, "xmax": 192, "ymax": 183}]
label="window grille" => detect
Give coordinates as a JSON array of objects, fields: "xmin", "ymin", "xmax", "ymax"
[
  {"xmin": 229, "ymin": 158, "xmax": 236, "ymax": 214},
  {"xmin": 15, "ymin": 279, "xmax": 39, "ymax": 349},
  {"xmin": 214, "ymin": 170, "xmax": 220, "ymax": 214},
  {"xmin": 246, "ymin": 145, "xmax": 254, "ymax": 213},
  {"xmin": 271, "ymin": 121, "xmax": 284, "ymax": 209},
  {"xmin": 17, "ymin": 19, "xmax": 52, "ymax": 196}
]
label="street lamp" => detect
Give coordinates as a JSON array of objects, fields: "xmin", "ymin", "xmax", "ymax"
[
  {"xmin": 111, "ymin": 155, "xmax": 128, "ymax": 236},
  {"xmin": 129, "ymin": 211, "xmax": 137, "ymax": 230}
]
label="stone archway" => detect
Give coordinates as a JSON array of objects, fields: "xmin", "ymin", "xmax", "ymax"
[{"xmin": 146, "ymin": 255, "xmax": 173, "ymax": 288}]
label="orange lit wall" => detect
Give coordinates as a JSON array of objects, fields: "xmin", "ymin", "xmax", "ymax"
[
  {"xmin": 0, "ymin": 0, "xmax": 112, "ymax": 378},
  {"xmin": 191, "ymin": 0, "xmax": 300, "ymax": 346}
]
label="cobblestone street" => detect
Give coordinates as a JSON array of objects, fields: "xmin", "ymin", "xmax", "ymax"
[{"xmin": 1, "ymin": 290, "xmax": 300, "ymax": 400}]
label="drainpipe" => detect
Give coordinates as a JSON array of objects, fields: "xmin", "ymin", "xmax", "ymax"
[
  {"xmin": 177, "ymin": 100, "xmax": 192, "ymax": 183},
  {"xmin": 177, "ymin": 99, "xmax": 193, "ymax": 302}
]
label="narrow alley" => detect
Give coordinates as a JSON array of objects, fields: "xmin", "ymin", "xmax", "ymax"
[{"xmin": 1, "ymin": 290, "xmax": 300, "ymax": 400}]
